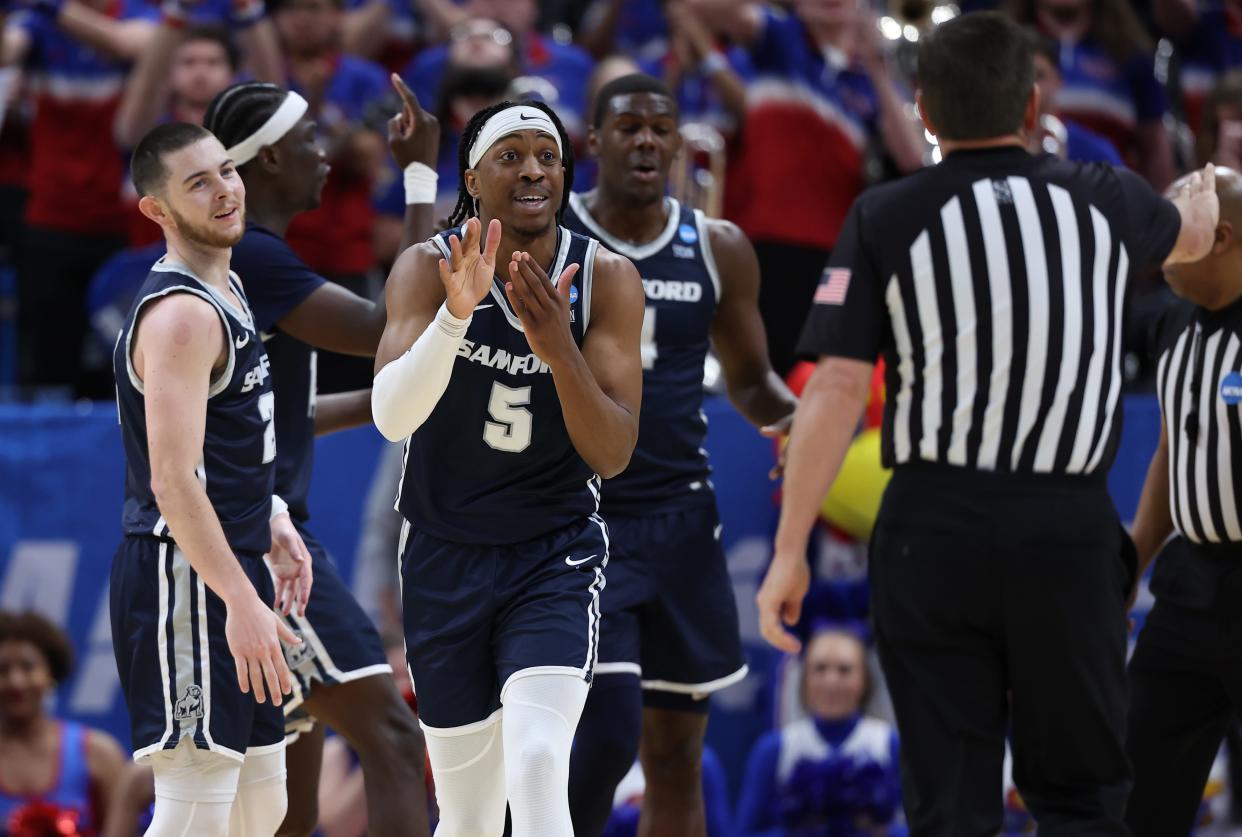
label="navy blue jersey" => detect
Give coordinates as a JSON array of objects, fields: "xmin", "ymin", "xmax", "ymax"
[
  {"xmin": 232, "ymin": 222, "xmax": 326, "ymax": 522},
  {"xmin": 397, "ymin": 226, "xmax": 601, "ymax": 544},
  {"xmin": 114, "ymin": 257, "xmax": 276, "ymax": 554},
  {"xmin": 565, "ymin": 194, "xmax": 719, "ymax": 512}
]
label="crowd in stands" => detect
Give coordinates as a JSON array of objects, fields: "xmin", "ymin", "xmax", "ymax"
[
  {"xmin": 4, "ymin": 0, "xmax": 1242, "ymax": 402},
  {"xmin": 5, "ymin": 0, "xmax": 1242, "ymax": 833}
]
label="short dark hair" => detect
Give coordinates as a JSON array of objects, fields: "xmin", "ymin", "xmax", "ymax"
[
  {"xmin": 917, "ymin": 12, "xmax": 1035, "ymax": 141},
  {"xmin": 131, "ymin": 122, "xmax": 215, "ymax": 197},
  {"xmin": 448, "ymin": 99, "xmax": 575, "ymax": 228},
  {"xmin": 591, "ymin": 73, "xmax": 676, "ymax": 128},
  {"xmin": 181, "ymin": 23, "xmax": 240, "ymax": 71},
  {"xmin": 0, "ymin": 611, "xmax": 74, "ymax": 683}
]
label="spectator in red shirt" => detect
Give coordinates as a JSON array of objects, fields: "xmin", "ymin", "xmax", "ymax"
[
  {"xmin": 697, "ymin": 0, "xmax": 926, "ymax": 376},
  {"xmin": 2, "ymin": 0, "xmax": 158, "ymax": 398}
]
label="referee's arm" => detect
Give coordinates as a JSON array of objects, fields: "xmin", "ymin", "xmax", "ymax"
[
  {"xmin": 757, "ymin": 202, "xmax": 887, "ymax": 653},
  {"xmin": 1129, "ymin": 422, "xmax": 1172, "ymax": 608}
]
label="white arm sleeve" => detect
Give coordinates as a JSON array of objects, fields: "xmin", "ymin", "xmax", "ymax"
[{"xmin": 372, "ymin": 302, "xmax": 472, "ymax": 442}]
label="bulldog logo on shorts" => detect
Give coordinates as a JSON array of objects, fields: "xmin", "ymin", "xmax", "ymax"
[
  {"xmin": 284, "ymin": 632, "xmax": 317, "ymax": 669},
  {"xmin": 174, "ymin": 684, "xmax": 205, "ymax": 721}
]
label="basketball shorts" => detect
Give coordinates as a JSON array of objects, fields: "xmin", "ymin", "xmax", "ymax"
[
  {"xmin": 111, "ymin": 536, "xmax": 284, "ymax": 763},
  {"xmin": 399, "ymin": 514, "xmax": 608, "ymax": 730},
  {"xmin": 281, "ymin": 521, "xmax": 390, "ymax": 734},
  {"xmin": 595, "ymin": 504, "xmax": 747, "ymax": 699}
]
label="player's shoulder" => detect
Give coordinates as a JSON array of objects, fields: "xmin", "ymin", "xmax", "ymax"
[
  {"xmin": 385, "ymin": 238, "xmax": 450, "ymax": 307},
  {"xmin": 589, "ymin": 241, "xmax": 640, "ymax": 283},
  {"xmin": 390, "ymin": 238, "xmax": 447, "ymax": 280},
  {"xmin": 585, "ymin": 242, "xmax": 644, "ymax": 320},
  {"xmin": 131, "ymin": 290, "xmax": 226, "ymax": 361},
  {"xmin": 700, "ymin": 214, "xmax": 749, "ymax": 252}
]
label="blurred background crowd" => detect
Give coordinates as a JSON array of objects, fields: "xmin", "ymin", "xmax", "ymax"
[
  {"xmin": 3, "ymin": 0, "xmax": 1242, "ymax": 404},
  {"xmin": 2, "ymin": 0, "xmax": 1242, "ymax": 834}
]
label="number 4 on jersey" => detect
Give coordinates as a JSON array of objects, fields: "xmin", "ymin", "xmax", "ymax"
[{"xmin": 641, "ymin": 306, "xmax": 657, "ymax": 370}]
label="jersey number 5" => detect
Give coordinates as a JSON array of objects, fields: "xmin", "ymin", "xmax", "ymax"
[{"xmin": 484, "ymin": 382, "xmax": 532, "ymax": 453}]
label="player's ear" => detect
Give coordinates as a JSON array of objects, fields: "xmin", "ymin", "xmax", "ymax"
[
  {"xmin": 255, "ymin": 144, "xmax": 280, "ymax": 174},
  {"xmin": 1023, "ymin": 84, "xmax": 1041, "ymax": 135},
  {"xmin": 1213, "ymin": 220, "xmax": 1233, "ymax": 256},
  {"xmin": 464, "ymin": 169, "xmax": 481, "ymax": 200},
  {"xmin": 914, "ymin": 90, "xmax": 937, "ymax": 140},
  {"xmin": 587, "ymin": 126, "xmax": 600, "ymax": 159},
  {"xmin": 137, "ymin": 194, "xmax": 170, "ymax": 228}
]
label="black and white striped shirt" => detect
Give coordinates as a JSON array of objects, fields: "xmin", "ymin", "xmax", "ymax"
[
  {"xmin": 799, "ymin": 147, "xmax": 1181, "ymax": 478},
  {"xmin": 1156, "ymin": 298, "xmax": 1242, "ymax": 543}
]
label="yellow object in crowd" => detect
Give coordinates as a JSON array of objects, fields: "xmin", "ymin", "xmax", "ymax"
[{"xmin": 819, "ymin": 429, "xmax": 891, "ymax": 541}]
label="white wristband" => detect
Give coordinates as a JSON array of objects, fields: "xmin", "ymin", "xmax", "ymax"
[
  {"xmin": 404, "ymin": 162, "xmax": 438, "ymax": 205},
  {"xmin": 270, "ymin": 494, "xmax": 288, "ymax": 521}
]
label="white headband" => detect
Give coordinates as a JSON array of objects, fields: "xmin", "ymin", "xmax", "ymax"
[
  {"xmin": 226, "ymin": 92, "xmax": 310, "ymax": 166},
  {"xmin": 467, "ymin": 105, "xmax": 562, "ymax": 169}
]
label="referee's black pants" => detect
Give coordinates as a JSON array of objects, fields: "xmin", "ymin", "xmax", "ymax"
[
  {"xmin": 871, "ymin": 466, "xmax": 1135, "ymax": 837},
  {"xmin": 1125, "ymin": 538, "xmax": 1242, "ymax": 837}
]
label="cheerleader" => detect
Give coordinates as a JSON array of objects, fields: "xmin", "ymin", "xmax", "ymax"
[
  {"xmin": 0, "ymin": 611, "xmax": 125, "ymax": 836},
  {"xmin": 737, "ymin": 627, "xmax": 902, "ymax": 837}
]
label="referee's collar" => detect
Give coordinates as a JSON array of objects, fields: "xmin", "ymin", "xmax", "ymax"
[
  {"xmin": 941, "ymin": 144, "xmax": 1031, "ymax": 162},
  {"xmin": 1194, "ymin": 291, "xmax": 1242, "ymax": 326}
]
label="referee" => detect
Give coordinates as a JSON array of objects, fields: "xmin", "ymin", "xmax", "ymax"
[
  {"xmin": 1125, "ymin": 168, "xmax": 1242, "ymax": 836},
  {"xmin": 755, "ymin": 12, "xmax": 1220, "ymax": 837}
]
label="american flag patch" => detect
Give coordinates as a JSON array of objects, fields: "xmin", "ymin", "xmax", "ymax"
[{"xmin": 814, "ymin": 268, "xmax": 851, "ymax": 305}]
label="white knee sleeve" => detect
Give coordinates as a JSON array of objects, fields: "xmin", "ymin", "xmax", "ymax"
[
  {"xmin": 421, "ymin": 711, "xmax": 507, "ymax": 836},
  {"xmin": 145, "ymin": 741, "xmax": 241, "ymax": 837},
  {"xmin": 145, "ymin": 797, "xmax": 233, "ymax": 837},
  {"xmin": 501, "ymin": 671, "xmax": 589, "ymax": 837},
  {"xmin": 227, "ymin": 744, "xmax": 288, "ymax": 837}
]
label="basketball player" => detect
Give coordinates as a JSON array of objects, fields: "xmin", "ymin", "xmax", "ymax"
[
  {"xmin": 111, "ymin": 122, "xmax": 312, "ymax": 837},
  {"xmin": 202, "ymin": 77, "xmax": 436, "ymax": 836},
  {"xmin": 563, "ymin": 73, "xmax": 797, "ymax": 837},
  {"xmin": 371, "ymin": 99, "xmax": 645, "ymax": 837}
]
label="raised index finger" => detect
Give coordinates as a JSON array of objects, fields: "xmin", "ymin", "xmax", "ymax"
[{"xmin": 389, "ymin": 72, "xmax": 418, "ymax": 118}]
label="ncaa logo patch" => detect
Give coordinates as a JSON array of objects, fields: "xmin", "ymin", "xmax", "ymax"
[
  {"xmin": 569, "ymin": 284, "xmax": 579, "ymax": 304},
  {"xmin": 678, "ymin": 223, "xmax": 698, "ymax": 244},
  {"xmin": 1222, "ymin": 371, "xmax": 1242, "ymax": 406}
]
